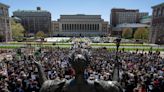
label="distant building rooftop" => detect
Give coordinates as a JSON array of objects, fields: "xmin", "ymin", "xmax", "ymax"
[
  {"xmin": 141, "ymin": 16, "xmax": 152, "ymax": 19},
  {"xmin": 59, "ymin": 14, "xmax": 102, "ymax": 20},
  {"xmin": 152, "ymin": 2, "xmax": 164, "ymax": 8},
  {"xmin": 140, "ymin": 16, "xmax": 152, "ymax": 24},
  {"xmin": 14, "ymin": 10, "xmax": 49, "ymax": 13},
  {"xmin": 14, "ymin": 7, "xmax": 50, "ymax": 13},
  {"xmin": 111, "ymin": 8, "xmax": 139, "ymax": 12},
  {"xmin": 116, "ymin": 23, "xmax": 150, "ymax": 28},
  {"xmin": 0, "ymin": 2, "xmax": 9, "ymax": 8},
  {"xmin": 60, "ymin": 14, "xmax": 101, "ymax": 16}
]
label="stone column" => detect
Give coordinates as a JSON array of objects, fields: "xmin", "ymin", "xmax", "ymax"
[
  {"xmin": 89, "ymin": 24, "xmax": 91, "ymax": 31},
  {"xmin": 82, "ymin": 24, "xmax": 84, "ymax": 31},
  {"xmin": 64, "ymin": 24, "xmax": 65, "ymax": 30},
  {"xmin": 75, "ymin": 24, "xmax": 77, "ymax": 31},
  {"xmin": 67, "ymin": 24, "xmax": 68, "ymax": 31},
  {"xmin": 86, "ymin": 24, "xmax": 88, "ymax": 31},
  {"xmin": 73, "ymin": 24, "xmax": 75, "ymax": 30},
  {"xmin": 84, "ymin": 24, "xmax": 86, "ymax": 31},
  {"xmin": 59, "ymin": 23, "xmax": 62, "ymax": 31},
  {"xmin": 69, "ymin": 24, "xmax": 70, "ymax": 31}
]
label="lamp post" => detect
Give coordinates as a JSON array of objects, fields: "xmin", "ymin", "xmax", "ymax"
[
  {"xmin": 115, "ymin": 37, "xmax": 121, "ymax": 68},
  {"xmin": 113, "ymin": 37, "xmax": 121, "ymax": 81},
  {"xmin": 115, "ymin": 38, "xmax": 121, "ymax": 53}
]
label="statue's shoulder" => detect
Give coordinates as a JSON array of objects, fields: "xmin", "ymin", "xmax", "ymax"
[
  {"xmin": 94, "ymin": 80, "xmax": 123, "ymax": 92},
  {"xmin": 40, "ymin": 79, "xmax": 66, "ymax": 92}
]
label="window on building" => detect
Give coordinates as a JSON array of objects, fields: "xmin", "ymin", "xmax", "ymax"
[
  {"xmin": 154, "ymin": 12, "xmax": 156, "ymax": 17},
  {"xmin": 0, "ymin": 9, "xmax": 3, "ymax": 16},
  {"xmin": 158, "ymin": 9, "xmax": 161, "ymax": 16}
]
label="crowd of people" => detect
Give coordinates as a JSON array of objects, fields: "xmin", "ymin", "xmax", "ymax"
[{"xmin": 0, "ymin": 46, "xmax": 164, "ymax": 92}]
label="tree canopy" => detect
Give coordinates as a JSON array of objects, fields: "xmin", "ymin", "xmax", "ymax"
[
  {"xmin": 122, "ymin": 28, "xmax": 133, "ymax": 39},
  {"xmin": 36, "ymin": 31, "xmax": 46, "ymax": 38},
  {"xmin": 11, "ymin": 20, "xmax": 25, "ymax": 41},
  {"xmin": 134, "ymin": 28, "xmax": 149, "ymax": 40}
]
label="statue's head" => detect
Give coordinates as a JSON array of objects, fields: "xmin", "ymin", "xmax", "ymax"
[{"xmin": 69, "ymin": 48, "xmax": 91, "ymax": 73}]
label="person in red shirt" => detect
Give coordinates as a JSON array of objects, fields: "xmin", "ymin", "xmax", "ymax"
[{"xmin": 138, "ymin": 83, "xmax": 146, "ymax": 92}]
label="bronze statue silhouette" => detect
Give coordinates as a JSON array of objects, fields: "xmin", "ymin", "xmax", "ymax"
[{"xmin": 34, "ymin": 48, "xmax": 123, "ymax": 92}]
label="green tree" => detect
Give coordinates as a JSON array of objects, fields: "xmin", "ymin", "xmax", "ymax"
[
  {"xmin": 134, "ymin": 28, "xmax": 149, "ymax": 40},
  {"xmin": 122, "ymin": 28, "xmax": 133, "ymax": 39},
  {"xmin": 36, "ymin": 31, "xmax": 46, "ymax": 38},
  {"xmin": 11, "ymin": 20, "xmax": 25, "ymax": 41}
]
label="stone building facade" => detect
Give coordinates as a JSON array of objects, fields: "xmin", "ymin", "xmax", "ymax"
[
  {"xmin": 110, "ymin": 8, "xmax": 148, "ymax": 27},
  {"xmin": 13, "ymin": 7, "xmax": 51, "ymax": 36},
  {"xmin": 0, "ymin": 2, "xmax": 12, "ymax": 42},
  {"xmin": 149, "ymin": 3, "xmax": 164, "ymax": 44},
  {"xmin": 52, "ymin": 14, "xmax": 108, "ymax": 37}
]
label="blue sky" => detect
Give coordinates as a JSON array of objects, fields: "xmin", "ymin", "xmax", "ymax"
[{"xmin": 0, "ymin": 0, "xmax": 163, "ymax": 21}]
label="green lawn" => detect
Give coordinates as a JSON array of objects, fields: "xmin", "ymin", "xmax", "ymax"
[
  {"xmin": 0, "ymin": 46, "xmax": 21, "ymax": 49},
  {"xmin": 90, "ymin": 43, "xmax": 149, "ymax": 47},
  {"xmin": 6, "ymin": 42, "xmax": 150, "ymax": 46},
  {"xmin": 107, "ymin": 48, "xmax": 164, "ymax": 51},
  {"xmin": 0, "ymin": 45, "xmax": 163, "ymax": 51},
  {"xmin": 1, "ymin": 42, "xmax": 163, "ymax": 51}
]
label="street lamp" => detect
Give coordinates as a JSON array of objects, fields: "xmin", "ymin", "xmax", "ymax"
[
  {"xmin": 115, "ymin": 38, "xmax": 121, "ymax": 53},
  {"xmin": 113, "ymin": 37, "xmax": 121, "ymax": 81},
  {"xmin": 158, "ymin": 39, "xmax": 161, "ymax": 51},
  {"xmin": 115, "ymin": 37, "xmax": 121, "ymax": 68}
]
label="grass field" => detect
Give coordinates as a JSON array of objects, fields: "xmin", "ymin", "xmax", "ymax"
[
  {"xmin": 0, "ymin": 46, "xmax": 163, "ymax": 51},
  {"xmin": 6, "ymin": 42, "xmax": 150, "ymax": 46},
  {"xmin": 0, "ymin": 42, "xmax": 163, "ymax": 51}
]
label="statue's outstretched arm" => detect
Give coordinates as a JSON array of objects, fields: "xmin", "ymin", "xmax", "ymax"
[
  {"xmin": 94, "ymin": 80, "xmax": 123, "ymax": 92},
  {"xmin": 33, "ymin": 59, "xmax": 47, "ymax": 85},
  {"xmin": 40, "ymin": 80, "xmax": 66, "ymax": 92}
]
